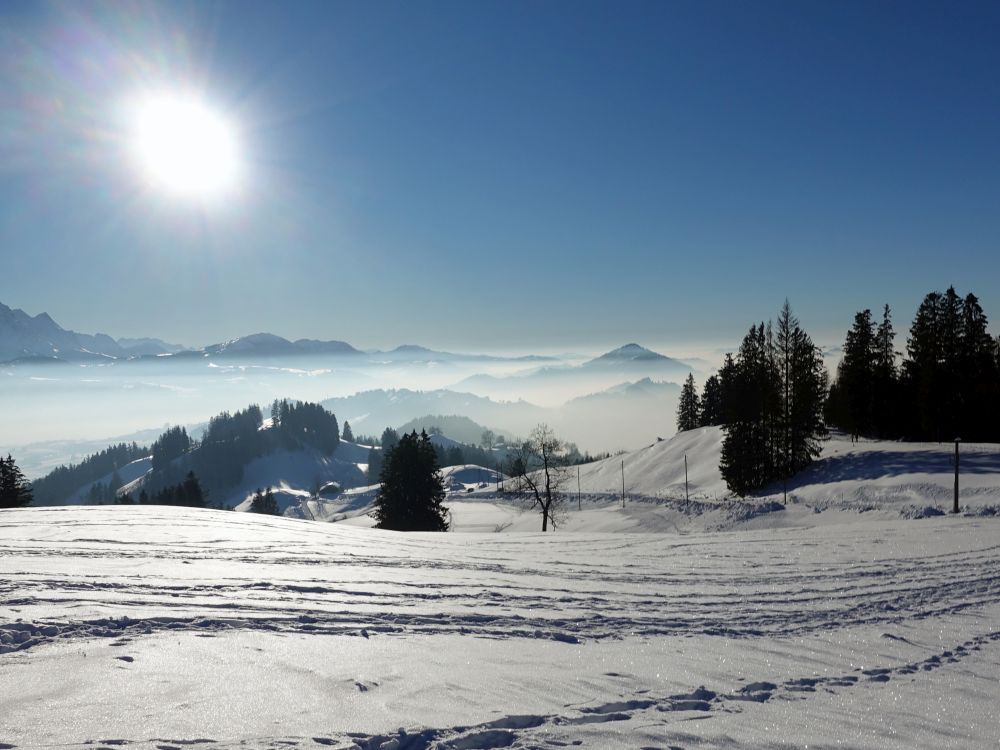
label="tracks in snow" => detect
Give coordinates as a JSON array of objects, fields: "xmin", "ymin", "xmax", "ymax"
[
  {"xmin": 3, "ymin": 509, "xmax": 1000, "ymax": 651},
  {"xmin": 6, "ymin": 630, "xmax": 999, "ymax": 750}
]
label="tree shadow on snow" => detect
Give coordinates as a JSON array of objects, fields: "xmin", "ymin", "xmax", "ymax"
[{"xmin": 785, "ymin": 449, "xmax": 1000, "ymax": 488}]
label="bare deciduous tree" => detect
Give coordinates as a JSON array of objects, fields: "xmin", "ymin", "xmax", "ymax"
[{"xmin": 505, "ymin": 424, "xmax": 569, "ymax": 531}]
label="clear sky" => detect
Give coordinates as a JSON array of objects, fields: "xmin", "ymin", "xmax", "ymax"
[{"xmin": 1, "ymin": 0, "xmax": 998, "ymax": 353}]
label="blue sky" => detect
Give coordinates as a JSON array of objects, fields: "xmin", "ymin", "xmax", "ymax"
[{"xmin": 1, "ymin": 0, "xmax": 998, "ymax": 352}]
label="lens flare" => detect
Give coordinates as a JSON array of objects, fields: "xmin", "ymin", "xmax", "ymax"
[{"xmin": 130, "ymin": 93, "xmax": 240, "ymax": 201}]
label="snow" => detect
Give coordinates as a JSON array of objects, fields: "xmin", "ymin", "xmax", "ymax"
[
  {"xmin": 5, "ymin": 427, "xmax": 1000, "ymax": 748},
  {"xmin": 1, "ymin": 505, "xmax": 999, "ymax": 749}
]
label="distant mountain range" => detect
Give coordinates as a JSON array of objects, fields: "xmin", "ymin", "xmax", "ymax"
[
  {"xmin": 0, "ymin": 301, "xmax": 184, "ymax": 363},
  {"xmin": 0, "ymin": 301, "xmax": 557, "ymax": 365},
  {"xmin": 454, "ymin": 343, "xmax": 691, "ymax": 402}
]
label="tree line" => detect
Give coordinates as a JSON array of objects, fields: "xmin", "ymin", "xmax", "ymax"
[
  {"xmin": 678, "ymin": 289, "xmax": 1000, "ymax": 497},
  {"xmin": 826, "ymin": 288, "xmax": 999, "ymax": 442}
]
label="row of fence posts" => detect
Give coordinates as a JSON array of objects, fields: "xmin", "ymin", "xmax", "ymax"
[{"xmin": 494, "ymin": 441, "xmax": 961, "ymax": 513}]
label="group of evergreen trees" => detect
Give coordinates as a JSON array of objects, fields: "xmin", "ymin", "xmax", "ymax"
[
  {"xmin": 718, "ymin": 303, "xmax": 827, "ymax": 496},
  {"xmin": 119, "ymin": 472, "xmax": 206, "ymax": 507},
  {"xmin": 271, "ymin": 399, "xmax": 340, "ymax": 453},
  {"xmin": 151, "ymin": 427, "xmax": 191, "ymax": 471},
  {"xmin": 678, "ymin": 302, "xmax": 828, "ymax": 497},
  {"xmin": 147, "ymin": 400, "xmax": 340, "ymax": 500},
  {"xmin": 249, "ymin": 487, "xmax": 279, "ymax": 515},
  {"xmin": 679, "ymin": 289, "xmax": 999, "ymax": 497},
  {"xmin": 29, "ymin": 442, "xmax": 147, "ymax": 506},
  {"xmin": 676, "ymin": 374, "xmax": 725, "ymax": 431},
  {"xmin": 826, "ymin": 288, "xmax": 1000, "ymax": 442}
]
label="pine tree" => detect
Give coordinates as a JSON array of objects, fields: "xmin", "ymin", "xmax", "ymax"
[
  {"xmin": 699, "ymin": 375, "xmax": 723, "ymax": 426},
  {"xmin": 785, "ymin": 322, "xmax": 827, "ymax": 476},
  {"xmin": 959, "ymin": 293, "xmax": 999, "ymax": 440},
  {"xmin": 342, "ymin": 421, "xmax": 354, "ymax": 443},
  {"xmin": 0, "ymin": 454, "xmax": 33, "ymax": 508},
  {"xmin": 366, "ymin": 446, "xmax": 383, "ymax": 483},
  {"xmin": 720, "ymin": 323, "xmax": 777, "ymax": 496},
  {"xmin": 676, "ymin": 373, "xmax": 701, "ymax": 432},
  {"xmin": 904, "ymin": 289, "xmax": 964, "ymax": 440},
  {"xmin": 872, "ymin": 304, "xmax": 898, "ymax": 437},
  {"xmin": 831, "ymin": 309, "xmax": 876, "ymax": 440},
  {"xmin": 380, "ymin": 428, "xmax": 400, "ymax": 451},
  {"xmin": 371, "ymin": 430, "xmax": 449, "ymax": 531}
]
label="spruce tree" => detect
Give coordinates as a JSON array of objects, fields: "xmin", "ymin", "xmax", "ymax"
[
  {"xmin": 831, "ymin": 309, "xmax": 876, "ymax": 440},
  {"xmin": 0, "ymin": 454, "xmax": 33, "ymax": 508},
  {"xmin": 872, "ymin": 304, "xmax": 898, "ymax": 437},
  {"xmin": 699, "ymin": 375, "xmax": 723, "ymax": 426},
  {"xmin": 676, "ymin": 373, "xmax": 701, "ymax": 432},
  {"xmin": 371, "ymin": 430, "xmax": 449, "ymax": 531},
  {"xmin": 959, "ymin": 293, "xmax": 999, "ymax": 440},
  {"xmin": 342, "ymin": 421, "xmax": 354, "ymax": 443},
  {"xmin": 720, "ymin": 323, "xmax": 777, "ymax": 495}
]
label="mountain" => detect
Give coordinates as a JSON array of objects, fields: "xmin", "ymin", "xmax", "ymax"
[
  {"xmin": 584, "ymin": 343, "xmax": 691, "ymax": 375},
  {"xmin": 566, "ymin": 377, "xmax": 679, "ymax": 404},
  {"xmin": 453, "ymin": 344, "xmax": 691, "ymax": 408},
  {"xmin": 396, "ymin": 415, "xmax": 507, "ymax": 446},
  {"xmin": 0, "ymin": 302, "xmax": 188, "ymax": 364},
  {"xmin": 0, "ymin": 301, "xmax": 123, "ymax": 363},
  {"xmin": 321, "ymin": 389, "xmax": 547, "ymax": 438}
]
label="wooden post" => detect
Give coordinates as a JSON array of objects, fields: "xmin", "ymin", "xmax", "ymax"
[
  {"xmin": 684, "ymin": 454, "xmax": 689, "ymax": 505},
  {"xmin": 577, "ymin": 465, "xmax": 581, "ymax": 511},
  {"xmin": 621, "ymin": 459, "xmax": 625, "ymax": 508},
  {"xmin": 954, "ymin": 438, "xmax": 960, "ymax": 514}
]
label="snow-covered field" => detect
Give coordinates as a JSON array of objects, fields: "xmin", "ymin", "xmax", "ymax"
[{"xmin": 2, "ymin": 503, "xmax": 999, "ymax": 749}]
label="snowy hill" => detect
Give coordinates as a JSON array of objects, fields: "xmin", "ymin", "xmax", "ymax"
[
  {"xmin": 2, "ymin": 505, "xmax": 999, "ymax": 748},
  {"xmin": 325, "ymin": 427, "xmax": 1000, "ymax": 533}
]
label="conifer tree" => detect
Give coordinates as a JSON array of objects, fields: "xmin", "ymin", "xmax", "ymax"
[
  {"xmin": 831, "ymin": 309, "xmax": 876, "ymax": 440},
  {"xmin": 676, "ymin": 373, "xmax": 701, "ymax": 432},
  {"xmin": 872, "ymin": 304, "xmax": 898, "ymax": 437},
  {"xmin": 371, "ymin": 431, "xmax": 449, "ymax": 531},
  {"xmin": 699, "ymin": 375, "xmax": 723, "ymax": 426},
  {"xmin": 0, "ymin": 454, "xmax": 33, "ymax": 508},
  {"xmin": 341, "ymin": 421, "xmax": 354, "ymax": 443}
]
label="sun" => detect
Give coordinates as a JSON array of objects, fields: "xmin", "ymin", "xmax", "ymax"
[{"xmin": 129, "ymin": 92, "xmax": 241, "ymax": 201}]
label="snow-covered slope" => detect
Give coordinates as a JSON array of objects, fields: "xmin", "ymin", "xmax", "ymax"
[
  {"xmin": 571, "ymin": 425, "xmax": 1000, "ymax": 510},
  {"xmin": 221, "ymin": 447, "xmax": 367, "ymax": 510},
  {"xmin": 324, "ymin": 428, "xmax": 1000, "ymax": 533},
  {"xmin": 2, "ymin": 505, "xmax": 998, "ymax": 749}
]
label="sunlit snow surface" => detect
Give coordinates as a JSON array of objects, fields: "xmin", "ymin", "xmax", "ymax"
[{"xmin": 2, "ymin": 506, "xmax": 999, "ymax": 748}]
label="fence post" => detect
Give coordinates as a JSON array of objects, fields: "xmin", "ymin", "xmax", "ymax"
[{"xmin": 954, "ymin": 438, "xmax": 960, "ymax": 514}]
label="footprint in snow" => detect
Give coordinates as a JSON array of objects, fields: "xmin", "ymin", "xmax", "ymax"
[{"xmin": 115, "ymin": 655, "xmax": 135, "ymax": 663}]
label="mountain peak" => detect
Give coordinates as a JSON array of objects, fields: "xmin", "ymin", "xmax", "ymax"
[{"xmin": 592, "ymin": 343, "xmax": 666, "ymax": 362}]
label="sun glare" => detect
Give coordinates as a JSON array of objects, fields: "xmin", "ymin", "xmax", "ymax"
[{"xmin": 129, "ymin": 93, "xmax": 241, "ymax": 201}]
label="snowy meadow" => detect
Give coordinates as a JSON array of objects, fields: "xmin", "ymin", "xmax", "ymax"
[{"xmin": 2, "ymin": 495, "xmax": 999, "ymax": 749}]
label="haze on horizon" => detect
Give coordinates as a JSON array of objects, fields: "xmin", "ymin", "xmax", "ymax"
[{"xmin": 1, "ymin": 1, "xmax": 998, "ymax": 352}]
